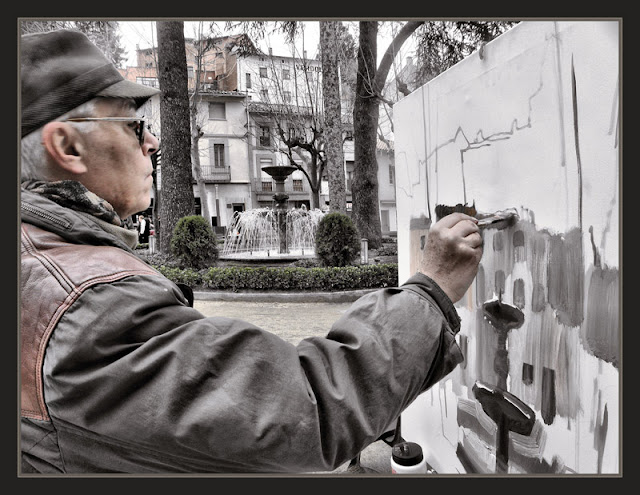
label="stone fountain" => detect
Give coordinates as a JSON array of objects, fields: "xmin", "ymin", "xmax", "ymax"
[
  {"xmin": 262, "ymin": 164, "xmax": 297, "ymax": 255},
  {"xmin": 220, "ymin": 165, "xmax": 325, "ymax": 261}
]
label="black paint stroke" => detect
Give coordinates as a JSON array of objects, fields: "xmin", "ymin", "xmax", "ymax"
[
  {"xmin": 589, "ymin": 225, "xmax": 602, "ymax": 268},
  {"xmin": 570, "ymin": 55, "xmax": 583, "ymax": 230},
  {"xmin": 522, "ymin": 363, "xmax": 534, "ymax": 385},
  {"xmin": 541, "ymin": 367, "xmax": 557, "ymax": 425},
  {"xmin": 595, "ymin": 399, "xmax": 608, "ymax": 474}
]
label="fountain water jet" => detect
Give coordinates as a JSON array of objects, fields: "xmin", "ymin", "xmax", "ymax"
[
  {"xmin": 220, "ymin": 164, "xmax": 325, "ymax": 261},
  {"xmin": 220, "ymin": 207, "xmax": 325, "ymax": 261}
]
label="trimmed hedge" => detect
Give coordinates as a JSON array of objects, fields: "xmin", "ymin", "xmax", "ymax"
[{"xmin": 154, "ymin": 263, "xmax": 398, "ymax": 293}]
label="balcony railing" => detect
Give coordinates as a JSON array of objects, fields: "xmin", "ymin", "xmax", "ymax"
[
  {"xmin": 252, "ymin": 178, "xmax": 308, "ymax": 194},
  {"xmin": 199, "ymin": 165, "xmax": 231, "ymax": 182}
]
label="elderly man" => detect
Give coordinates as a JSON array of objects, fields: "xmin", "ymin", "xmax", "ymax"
[{"xmin": 20, "ymin": 29, "xmax": 483, "ymax": 474}]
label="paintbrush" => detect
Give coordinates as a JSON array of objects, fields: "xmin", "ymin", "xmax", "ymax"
[{"xmin": 476, "ymin": 208, "xmax": 519, "ymax": 230}]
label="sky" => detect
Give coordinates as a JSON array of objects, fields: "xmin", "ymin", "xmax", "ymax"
[
  {"xmin": 118, "ymin": 20, "xmax": 323, "ymax": 67},
  {"xmin": 117, "ymin": 20, "xmax": 411, "ymax": 68}
]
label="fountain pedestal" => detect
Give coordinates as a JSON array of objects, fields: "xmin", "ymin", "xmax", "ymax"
[{"xmin": 262, "ymin": 165, "xmax": 298, "ymax": 254}]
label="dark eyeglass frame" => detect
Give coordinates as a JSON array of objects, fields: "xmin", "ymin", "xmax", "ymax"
[{"xmin": 64, "ymin": 117, "xmax": 147, "ymax": 145}]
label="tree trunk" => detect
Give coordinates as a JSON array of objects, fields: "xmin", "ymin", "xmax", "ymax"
[
  {"xmin": 352, "ymin": 21, "xmax": 424, "ymax": 249},
  {"xmin": 353, "ymin": 21, "xmax": 382, "ymax": 249},
  {"xmin": 156, "ymin": 21, "xmax": 195, "ymax": 253},
  {"xmin": 320, "ymin": 21, "xmax": 346, "ymax": 214}
]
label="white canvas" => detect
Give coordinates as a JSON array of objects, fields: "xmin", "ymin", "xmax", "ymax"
[{"xmin": 394, "ymin": 20, "xmax": 620, "ymax": 475}]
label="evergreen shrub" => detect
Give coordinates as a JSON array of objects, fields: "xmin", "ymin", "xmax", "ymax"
[
  {"xmin": 315, "ymin": 212, "xmax": 360, "ymax": 267},
  {"xmin": 170, "ymin": 215, "xmax": 218, "ymax": 269}
]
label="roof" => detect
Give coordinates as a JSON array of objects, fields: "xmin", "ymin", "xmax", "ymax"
[{"xmin": 377, "ymin": 138, "xmax": 394, "ymax": 152}]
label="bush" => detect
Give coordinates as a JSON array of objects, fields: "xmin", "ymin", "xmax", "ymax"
[
  {"xmin": 150, "ymin": 262, "xmax": 398, "ymax": 292},
  {"xmin": 170, "ymin": 215, "xmax": 218, "ymax": 270},
  {"xmin": 315, "ymin": 212, "xmax": 360, "ymax": 267},
  {"xmin": 197, "ymin": 264, "xmax": 398, "ymax": 292}
]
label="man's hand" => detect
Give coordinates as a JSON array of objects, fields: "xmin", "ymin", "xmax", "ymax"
[{"xmin": 419, "ymin": 212, "xmax": 483, "ymax": 303}]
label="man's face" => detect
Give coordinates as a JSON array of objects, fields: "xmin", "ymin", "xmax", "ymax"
[{"xmin": 77, "ymin": 99, "xmax": 158, "ymax": 220}]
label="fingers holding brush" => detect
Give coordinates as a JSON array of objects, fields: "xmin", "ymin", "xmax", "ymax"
[
  {"xmin": 419, "ymin": 213, "xmax": 484, "ymax": 303},
  {"xmin": 450, "ymin": 214, "xmax": 483, "ymax": 251}
]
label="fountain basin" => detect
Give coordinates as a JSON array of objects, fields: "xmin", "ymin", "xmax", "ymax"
[{"xmin": 261, "ymin": 165, "xmax": 298, "ymax": 182}]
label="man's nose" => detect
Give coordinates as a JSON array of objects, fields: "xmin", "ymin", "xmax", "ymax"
[{"xmin": 143, "ymin": 130, "xmax": 160, "ymax": 155}]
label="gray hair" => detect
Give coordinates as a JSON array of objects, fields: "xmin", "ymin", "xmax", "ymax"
[
  {"xmin": 20, "ymin": 97, "xmax": 137, "ymax": 182},
  {"xmin": 20, "ymin": 99, "xmax": 99, "ymax": 182}
]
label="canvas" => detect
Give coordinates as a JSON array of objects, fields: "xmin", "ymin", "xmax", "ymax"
[{"xmin": 394, "ymin": 20, "xmax": 620, "ymax": 475}]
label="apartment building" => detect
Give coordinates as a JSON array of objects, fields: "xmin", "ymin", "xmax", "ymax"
[{"xmin": 119, "ymin": 34, "xmax": 397, "ymax": 235}]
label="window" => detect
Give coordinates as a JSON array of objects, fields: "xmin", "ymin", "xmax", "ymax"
[
  {"xmin": 187, "ymin": 66, "xmax": 194, "ymax": 79},
  {"xmin": 246, "ymin": 73, "xmax": 252, "ymax": 89},
  {"xmin": 259, "ymin": 126, "xmax": 271, "ymax": 147},
  {"xmin": 293, "ymin": 179, "xmax": 303, "ymax": 192},
  {"xmin": 259, "ymin": 157, "xmax": 274, "ymax": 192},
  {"xmin": 283, "ymin": 91, "xmax": 291, "ymax": 103},
  {"xmin": 389, "ymin": 165, "xmax": 395, "ymax": 185},
  {"xmin": 346, "ymin": 171, "xmax": 353, "ymax": 191},
  {"xmin": 209, "ymin": 102, "xmax": 226, "ymax": 120},
  {"xmin": 136, "ymin": 77, "xmax": 159, "ymax": 88},
  {"xmin": 259, "ymin": 89, "xmax": 269, "ymax": 100},
  {"xmin": 213, "ymin": 143, "xmax": 225, "ymax": 168},
  {"xmin": 282, "ymin": 68, "xmax": 290, "ymax": 80},
  {"xmin": 259, "ymin": 67, "xmax": 268, "ymax": 78}
]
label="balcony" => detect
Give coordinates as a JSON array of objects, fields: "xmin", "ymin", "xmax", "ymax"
[
  {"xmin": 253, "ymin": 178, "xmax": 308, "ymax": 201},
  {"xmin": 198, "ymin": 165, "xmax": 231, "ymax": 182}
]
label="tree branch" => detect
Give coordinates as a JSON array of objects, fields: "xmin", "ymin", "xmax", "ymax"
[{"xmin": 374, "ymin": 21, "xmax": 424, "ymax": 94}]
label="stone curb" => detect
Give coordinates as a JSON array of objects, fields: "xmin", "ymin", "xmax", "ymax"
[{"xmin": 193, "ymin": 288, "xmax": 379, "ymax": 303}]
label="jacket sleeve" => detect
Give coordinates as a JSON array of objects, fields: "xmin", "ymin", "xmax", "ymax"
[{"xmin": 42, "ymin": 272, "xmax": 463, "ymax": 473}]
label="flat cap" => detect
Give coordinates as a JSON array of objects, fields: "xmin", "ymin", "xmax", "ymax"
[{"xmin": 21, "ymin": 29, "xmax": 160, "ymax": 137}]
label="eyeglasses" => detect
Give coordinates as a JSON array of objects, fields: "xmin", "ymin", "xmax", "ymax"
[{"xmin": 64, "ymin": 117, "xmax": 147, "ymax": 145}]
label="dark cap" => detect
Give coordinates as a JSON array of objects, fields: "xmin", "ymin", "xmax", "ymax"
[
  {"xmin": 391, "ymin": 441, "xmax": 424, "ymax": 466},
  {"xmin": 20, "ymin": 29, "xmax": 161, "ymax": 137}
]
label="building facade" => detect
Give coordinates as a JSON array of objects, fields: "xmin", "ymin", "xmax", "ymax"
[{"xmin": 119, "ymin": 34, "xmax": 397, "ymax": 236}]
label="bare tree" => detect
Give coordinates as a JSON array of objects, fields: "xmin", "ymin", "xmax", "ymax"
[
  {"xmin": 20, "ymin": 20, "xmax": 126, "ymax": 67},
  {"xmin": 156, "ymin": 21, "xmax": 195, "ymax": 253},
  {"xmin": 248, "ymin": 41, "xmax": 327, "ymax": 209},
  {"xmin": 187, "ymin": 22, "xmax": 214, "ymax": 227}
]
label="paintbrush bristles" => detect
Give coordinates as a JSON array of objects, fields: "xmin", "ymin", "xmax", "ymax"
[{"xmin": 477, "ymin": 208, "xmax": 519, "ymax": 230}]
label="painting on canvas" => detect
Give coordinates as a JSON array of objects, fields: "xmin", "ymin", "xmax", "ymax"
[{"xmin": 394, "ymin": 20, "xmax": 620, "ymax": 474}]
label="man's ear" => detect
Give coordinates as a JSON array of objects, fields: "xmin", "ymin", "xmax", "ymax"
[{"xmin": 41, "ymin": 122, "xmax": 89, "ymax": 175}]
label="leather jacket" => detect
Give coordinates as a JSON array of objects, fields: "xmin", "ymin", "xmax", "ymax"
[{"xmin": 20, "ymin": 188, "xmax": 464, "ymax": 473}]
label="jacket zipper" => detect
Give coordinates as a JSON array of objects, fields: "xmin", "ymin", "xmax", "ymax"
[{"xmin": 21, "ymin": 202, "xmax": 72, "ymax": 230}]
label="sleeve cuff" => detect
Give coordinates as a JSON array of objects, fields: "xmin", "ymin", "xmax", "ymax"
[{"xmin": 400, "ymin": 272, "xmax": 462, "ymax": 333}]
